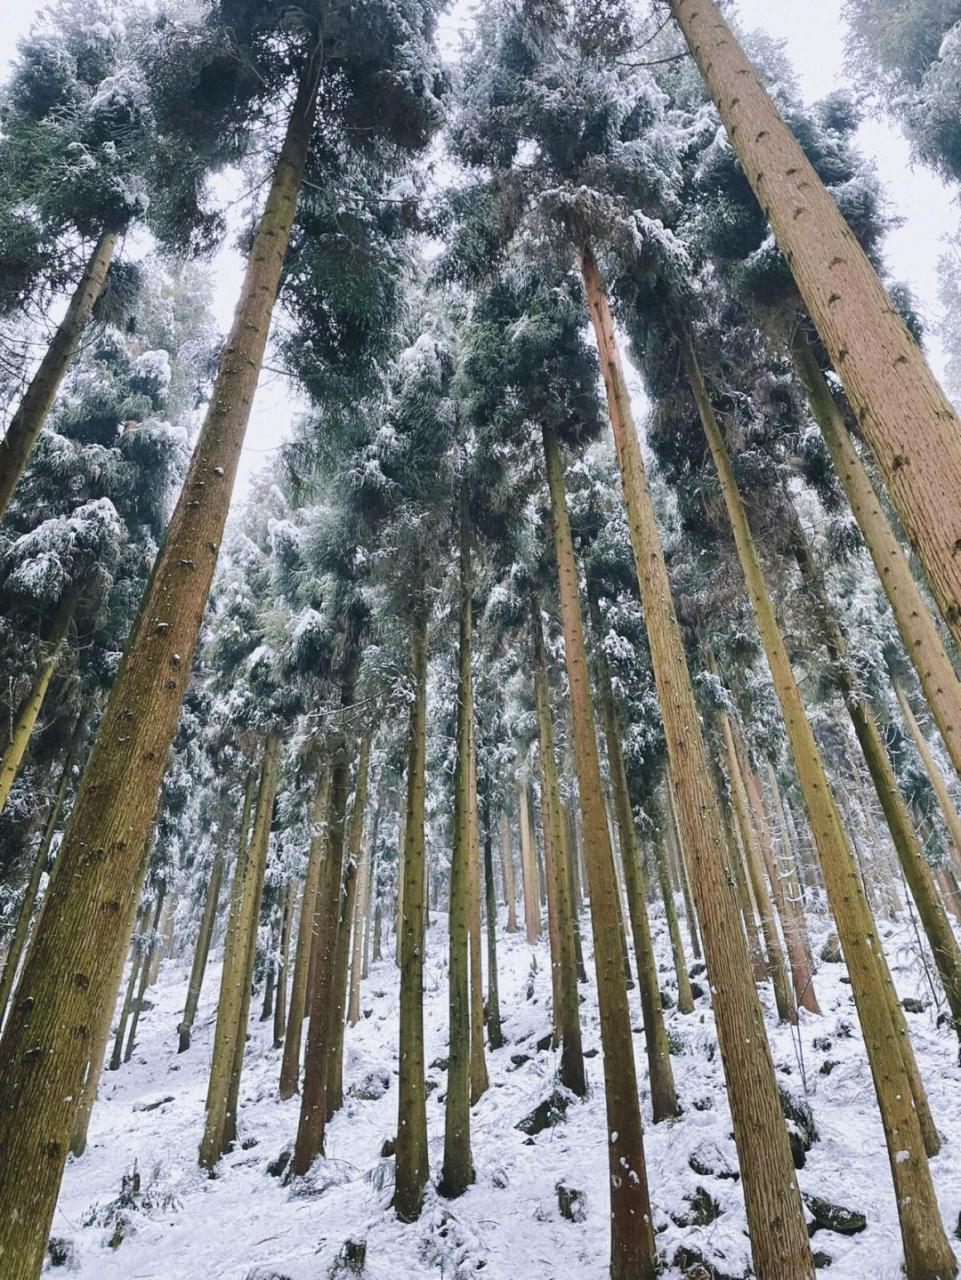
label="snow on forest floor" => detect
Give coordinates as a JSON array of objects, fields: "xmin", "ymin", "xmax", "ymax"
[{"xmin": 48, "ymin": 898, "xmax": 961, "ymax": 1279}]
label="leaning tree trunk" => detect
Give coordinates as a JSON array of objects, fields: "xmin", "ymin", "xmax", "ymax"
[
  {"xmin": 0, "ymin": 709, "xmax": 86, "ymax": 1027},
  {"xmin": 273, "ymin": 879, "xmax": 296, "ymax": 1049},
  {"xmin": 122, "ymin": 882, "xmax": 167, "ymax": 1064},
  {"xmin": 0, "ymin": 588, "xmax": 78, "ymax": 816},
  {"xmin": 587, "ymin": 587, "xmax": 678, "ymax": 1118},
  {"xmin": 789, "ymin": 521, "xmax": 961, "ymax": 1035},
  {"xmin": 200, "ymin": 738, "xmax": 279, "ymax": 1167},
  {"xmin": 481, "ymin": 788, "xmax": 504, "ymax": 1051},
  {"xmin": 531, "ymin": 602, "xmax": 586, "ymax": 1097},
  {"xmin": 395, "ymin": 602, "xmax": 430, "ymax": 1222},
  {"xmin": 0, "ymin": 48, "xmax": 324, "ymax": 1273},
  {"xmin": 685, "ymin": 331, "xmax": 955, "ymax": 1277},
  {"xmin": 791, "ymin": 329, "xmax": 961, "ymax": 786},
  {"xmin": 498, "ymin": 811, "xmax": 519, "ymax": 932},
  {"xmin": 897, "ymin": 683, "xmax": 961, "ymax": 873},
  {"xmin": 293, "ymin": 651, "xmax": 357, "ymax": 1176},
  {"xmin": 467, "ymin": 740, "xmax": 488, "ymax": 1104},
  {"xmin": 574, "ymin": 236, "xmax": 812, "ymax": 1280},
  {"xmin": 440, "ymin": 490, "xmax": 475, "ymax": 1200},
  {"xmin": 648, "ymin": 807, "xmax": 694, "ymax": 1015},
  {"xmin": 280, "ymin": 765, "xmax": 330, "ymax": 1099},
  {"xmin": 108, "ymin": 903, "xmax": 150, "ymax": 1072},
  {"xmin": 665, "ymin": 779, "xmax": 702, "ymax": 962},
  {"xmin": 542, "ymin": 423, "xmax": 655, "ymax": 1280},
  {"xmin": 0, "ymin": 227, "xmax": 120, "ymax": 520},
  {"xmin": 178, "ymin": 836, "xmax": 227, "ymax": 1053},
  {"xmin": 517, "ymin": 773, "xmax": 540, "ymax": 941},
  {"xmin": 670, "ymin": 0, "xmax": 961, "ymax": 664}
]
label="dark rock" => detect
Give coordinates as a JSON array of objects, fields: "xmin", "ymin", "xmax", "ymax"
[
  {"xmin": 672, "ymin": 1245, "xmax": 742, "ymax": 1280},
  {"xmin": 583, "ymin": 1047, "xmax": 599, "ymax": 1058},
  {"xmin": 778, "ymin": 1085, "xmax": 818, "ymax": 1170},
  {"xmin": 819, "ymin": 1060, "xmax": 838, "ymax": 1077},
  {"xmin": 334, "ymin": 1238, "xmax": 366, "ymax": 1274},
  {"xmin": 813, "ymin": 1037, "xmax": 832, "ymax": 1053},
  {"xmin": 351, "ymin": 1068, "xmax": 390, "ymax": 1101},
  {"xmin": 46, "ymin": 1238, "xmax": 77, "ymax": 1269},
  {"xmin": 429, "ymin": 1056, "xmax": 449, "ymax": 1072},
  {"xmin": 834, "ymin": 1018, "xmax": 854, "ymax": 1039},
  {"xmin": 659, "ymin": 990, "xmax": 675, "ymax": 1009},
  {"xmin": 691, "ymin": 1095, "xmax": 714, "ymax": 1112},
  {"xmin": 670, "ymin": 1185, "xmax": 721, "ymax": 1228},
  {"xmin": 536, "ymin": 1032, "xmax": 553, "ymax": 1052},
  {"xmin": 556, "ymin": 1180, "xmax": 587, "ymax": 1223},
  {"xmin": 491, "ymin": 1167, "xmax": 509, "ymax": 1189},
  {"xmin": 690, "ymin": 962, "xmax": 707, "ymax": 978},
  {"xmin": 245, "ymin": 1271, "xmax": 293, "ymax": 1280},
  {"xmin": 901, "ymin": 997, "xmax": 927, "ymax": 1014},
  {"xmin": 688, "ymin": 1141, "xmax": 739, "ymax": 1181},
  {"xmin": 425, "ymin": 1079, "xmax": 439, "ymax": 1095},
  {"xmin": 690, "ymin": 982, "xmax": 706, "ymax": 1000},
  {"xmin": 516, "ymin": 1089, "xmax": 571, "ymax": 1136},
  {"xmin": 509, "ymin": 1053, "xmax": 531, "ymax": 1068},
  {"xmin": 241, "ymin": 1136, "xmax": 258, "ymax": 1150},
  {"xmin": 820, "ymin": 933, "xmax": 843, "ymax": 964},
  {"xmin": 804, "ymin": 1194, "xmax": 867, "ymax": 1237},
  {"xmin": 380, "ymin": 1137, "xmax": 396, "ymax": 1158},
  {"xmin": 267, "ymin": 1148, "xmax": 291, "ymax": 1178},
  {"xmin": 813, "ymin": 1251, "xmax": 833, "ymax": 1269},
  {"xmin": 132, "ymin": 1095, "xmax": 174, "ymax": 1113}
]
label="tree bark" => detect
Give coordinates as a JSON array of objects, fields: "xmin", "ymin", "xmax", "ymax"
[
  {"xmin": 542, "ymin": 424, "xmax": 655, "ymax": 1280},
  {"xmin": 530, "ymin": 602, "xmax": 586, "ymax": 1096},
  {"xmin": 395, "ymin": 603, "xmax": 430, "ymax": 1221},
  {"xmin": 791, "ymin": 329, "xmax": 961, "ymax": 786},
  {"xmin": 0, "ymin": 589, "xmax": 78, "ymax": 816},
  {"xmin": 280, "ymin": 765, "xmax": 330, "ymax": 1097},
  {"xmin": 0, "ymin": 709, "xmax": 86, "ymax": 1028},
  {"xmin": 517, "ymin": 773, "xmax": 540, "ymax": 941},
  {"xmin": 0, "ymin": 50, "xmax": 325, "ymax": 1271},
  {"xmin": 178, "ymin": 836, "xmax": 226, "ymax": 1053},
  {"xmin": 481, "ymin": 787, "xmax": 504, "ymax": 1052},
  {"xmin": 108, "ymin": 904, "xmax": 148, "ymax": 1073},
  {"xmin": 587, "ymin": 587, "xmax": 678, "ymax": 1117},
  {"xmin": 686, "ymin": 330, "xmax": 954, "ymax": 1275},
  {"xmin": 0, "ymin": 227, "xmax": 120, "ymax": 519},
  {"xmin": 898, "ymin": 682, "xmax": 961, "ymax": 871},
  {"xmin": 122, "ymin": 882, "xmax": 167, "ymax": 1063},
  {"xmin": 670, "ymin": 0, "xmax": 961, "ymax": 666},
  {"xmin": 440, "ymin": 488, "xmax": 475, "ymax": 1199},
  {"xmin": 467, "ymin": 737, "xmax": 488, "ymax": 1103},
  {"xmin": 575, "ymin": 237, "xmax": 812, "ymax": 1280},
  {"xmin": 362, "ymin": 800, "xmax": 381, "ymax": 981},
  {"xmin": 665, "ymin": 779, "xmax": 702, "ymax": 961},
  {"xmin": 649, "ymin": 813, "xmax": 694, "ymax": 1015},
  {"xmin": 273, "ymin": 879, "xmax": 296, "ymax": 1049},
  {"xmin": 498, "ymin": 812, "xmax": 518, "ymax": 932}
]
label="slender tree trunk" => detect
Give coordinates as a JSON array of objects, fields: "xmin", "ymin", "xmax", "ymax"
[
  {"xmin": 440, "ymin": 489, "xmax": 475, "ymax": 1199},
  {"xmin": 279, "ymin": 765, "xmax": 330, "ymax": 1098},
  {"xmin": 362, "ymin": 800, "xmax": 381, "ymax": 981},
  {"xmin": 481, "ymin": 788, "xmax": 504, "ymax": 1052},
  {"xmin": 498, "ymin": 812, "xmax": 519, "ymax": 932},
  {"xmin": 122, "ymin": 883, "xmax": 167, "ymax": 1063},
  {"xmin": 0, "ymin": 709, "xmax": 85, "ymax": 1028},
  {"xmin": 517, "ymin": 774, "xmax": 540, "ymax": 941},
  {"xmin": 0, "ymin": 227, "xmax": 120, "ymax": 519},
  {"xmin": 790, "ymin": 330, "xmax": 961, "ymax": 785},
  {"xmin": 260, "ymin": 910, "xmax": 279, "ymax": 1024},
  {"xmin": 348, "ymin": 812, "xmax": 373, "ymax": 1028},
  {"xmin": 108, "ymin": 908, "xmax": 148, "ymax": 1072},
  {"xmin": 765, "ymin": 763, "xmax": 815, "ymax": 968},
  {"xmin": 325, "ymin": 858, "xmax": 357, "ymax": 1120},
  {"xmin": 671, "ymin": 0, "xmax": 961, "ymax": 668},
  {"xmin": 273, "ymin": 879, "xmax": 296, "ymax": 1048},
  {"xmin": 650, "ymin": 814, "xmax": 694, "ymax": 1014},
  {"xmin": 686, "ymin": 331, "xmax": 954, "ymax": 1276},
  {"xmin": 467, "ymin": 740, "xmax": 488, "ymax": 1103},
  {"xmin": 0, "ymin": 51, "xmax": 325, "ymax": 1271},
  {"xmin": 395, "ymin": 603, "xmax": 430, "ymax": 1221},
  {"xmin": 587, "ymin": 588, "xmax": 678, "ymax": 1117},
  {"xmin": 293, "ymin": 651, "xmax": 357, "ymax": 1175},
  {"xmin": 575, "ymin": 237, "xmax": 812, "ymax": 1280},
  {"xmin": 0, "ymin": 589, "xmax": 78, "ymax": 816},
  {"xmin": 178, "ymin": 839, "xmax": 226, "ymax": 1053},
  {"xmin": 543, "ymin": 424, "xmax": 655, "ymax": 1280},
  {"xmin": 531, "ymin": 603, "xmax": 586, "ymax": 1096},
  {"xmin": 666, "ymin": 779, "xmax": 702, "ymax": 961},
  {"xmin": 898, "ymin": 683, "xmax": 961, "ymax": 866},
  {"xmin": 201, "ymin": 737, "xmax": 279, "ymax": 1166}
]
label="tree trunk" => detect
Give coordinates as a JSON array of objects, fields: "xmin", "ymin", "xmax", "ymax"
[
  {"xmin": 467, "ymin": 738, "xmax": 488, "ymax": 1104},
  {"xmin": 0, "ymin": 227, "xmax": 120, "ymax": 519},
  {"xmin": 481, "ymin": 787, "xmax": 504, "ymax": 1052},
  {"xmin": 650, "ymin": 813, "xmax": 694, "ymax": 1014},
  {"xmin": 325, "ymin": 857, "xmax": 357, "ymax": 1120},
  {"xmin": 685, "ymin": 330, "xmax": 954, "ymax": 1275},
  {"xmin": 201, "ymin": 737, "xmax": 279, "ymax": 1166},
  {"xmin": 348, "ymin": 815, "xmax": 373, "ymax": 1028},
  {"xmin": 587, "ymin": 587, "xmax": 679, "ymax": 1117},
  {"xmin": 790, "ymin": 329, "xmax": 961, "ymax": 786},
  {"xmin": 575, "ymin": 236, "xmax": 811, "ymax": 1280},
  {"xmin": 0, "ymin": 709, "xmax": 86, "ymax": 1028},
  {"xmin": 671, "ymin": 0, "xmax": 961, "ymax": 668},
  {"xmin": 178, "ymin": 838, "xmax": 226, "ymax": 1053},
  {"xmin": 665, "ymin": 779, "xmax": 702, "ymax": 961},
  {"xmin": 108, "ymin": 905, "xmax": 148, "ymax": 1072},
  {"xmin": 897, "ymin": 682, "xmax": 961, "ymax": 869},
  {"xmin": 0, "ymin": 589, "xmax": 78, "ymax": 816},
  {"xmin": 293, "ymin": 651, "xmax": 357, "ymax": 1175},
  {"xmin": 395, "ymin": 603, "xmax": 430, "ymax": 1221},
  {"xmin": 0, "ymin": 50, "xmax": 325, "ymax": 1271},
  {"xmin": 440, "ymin": 488, "xmax": 475, "ymax": 1199},
  {"xmin": 498, "ymin": 812, "xmax": 519, "ymax": 933},
  {"xmin": 517, "ymin": 774, "xmax": 540, "ymax": 941},
  {"xmin": 273, "ymin": 879, "xmax": 296, "ymax": 1048},
  {"xmin": 542, "ymin": 423, "xmax": 655, "ymax": 1280},
  {"xmin": 530, "ymin": 602, "xmax": 586, "ymax": 1096},
  {"xmin": 362, "ymin": 800, "xmax": 381, "ymax": 981},
  {"xmin": 122, "ymin": 882, "xmax": 167, "ymax": 1063},
  {"xmin": 765, "ymin": 763, "xmax": 815, "ymax": 969}
]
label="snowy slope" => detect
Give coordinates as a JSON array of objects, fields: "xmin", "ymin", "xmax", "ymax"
[{"xmin": 48, "ymin": 902, "xmax": 961, "ymax": 1279}]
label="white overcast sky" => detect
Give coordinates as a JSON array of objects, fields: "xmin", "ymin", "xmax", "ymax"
[{"xmin": 2, "ymin": 1, "xmax": 958, "ymax": 497}]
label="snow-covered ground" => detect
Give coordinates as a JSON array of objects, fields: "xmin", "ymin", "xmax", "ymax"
[{"xmin": 48, "ymin": 900, "xmax": 961, "ymax": 1278}]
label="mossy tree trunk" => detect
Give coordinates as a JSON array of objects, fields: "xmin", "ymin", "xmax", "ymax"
[
  {"xmin": 395, "ymin": 602, "xmax": 430, "ymax": 1221},
  {"xmin": 897, "ymin": 683, "xmax": 961, "ymax": 870},
  {"xmin": 178, "ymin": 835, "xmax": 227, "ymax": 1054},
  {"xmin": 587, "ymin": 587, "xmax": 679, "ymax": 1117},
  {"xmin": 0, "ymin": 227, "xmax": 120, "ymax": 520},
  {"xmin": 0, "ymin": 49, "xmax": 325, "ymax": 1272},
  {"xmin": 280, "ymin": 765, "xmax": 330, "ymax": 1098},
  {"xmin": 530, "ymin": 602, "xmax": 586, "ymax": 1097},
  {"xmin": 575, "ymin": 236, "xmax": 812, "ymax": 1280},
  {"xmin": 542, "ymin": 423, "xmax": 656, "ymax": 1280},
  {"xmin": 686, "ymin": 330, "xmax": 955, "ymax": 1276},
  {"xmin": 440, "ymin": 489, "xmax": 475, "ymax": 1199},
  {"xmin": 671, "ymin": 0, "xmax": 961, "ymax": 666}
]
